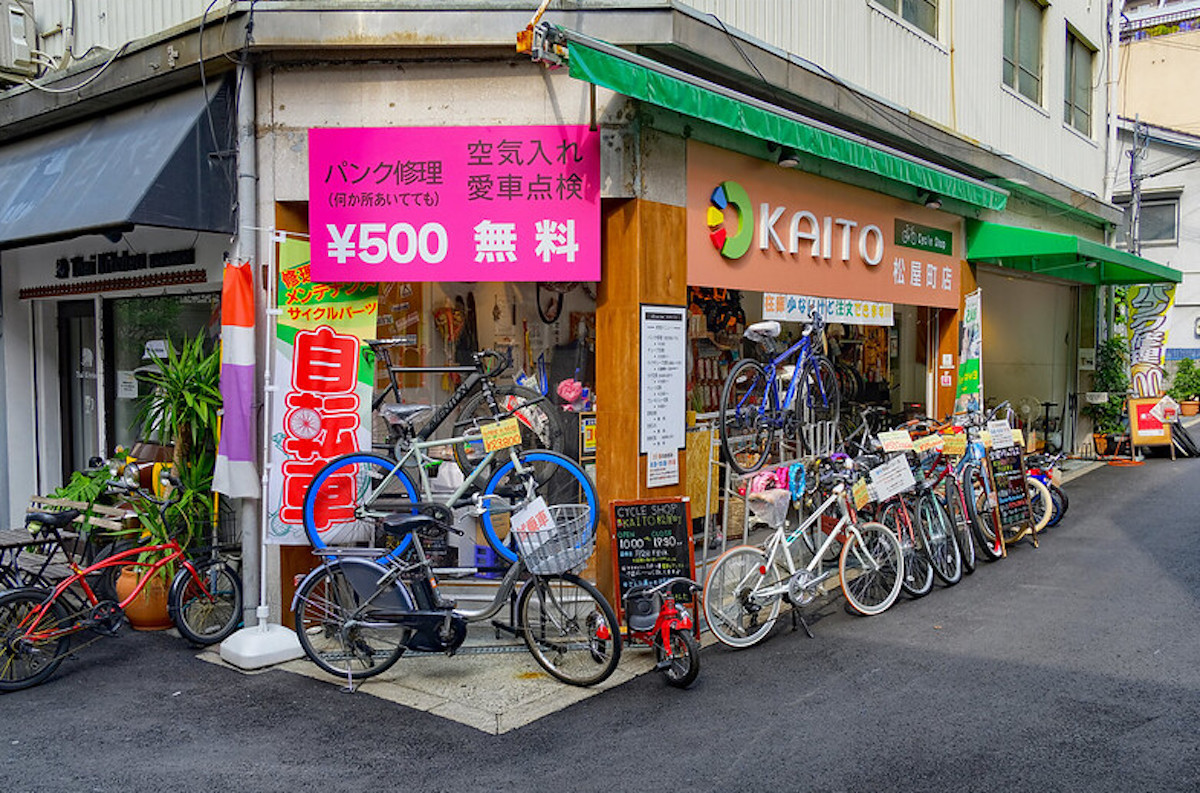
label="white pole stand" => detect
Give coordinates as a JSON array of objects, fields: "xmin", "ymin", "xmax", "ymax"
[{"xmin": 219, "ymin": 605, "xmax": 304, "ymax": 670}]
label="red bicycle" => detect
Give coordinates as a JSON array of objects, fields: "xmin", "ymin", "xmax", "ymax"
[
  {"xmin": 622, "ymin": 577, "xmax": 702, "ymax": 689},
  {"xmin": 0, "ymin": 468, "xmax": 242, "ymax": 691}
]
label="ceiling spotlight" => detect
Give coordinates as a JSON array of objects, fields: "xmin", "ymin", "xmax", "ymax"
[
  {"xmin": 767, "ymin": 142, "xmax": 800, "ymax": 168},
  {"xmin": 919, "ymin": 191, "xmax": 942, "ymax": 210}
]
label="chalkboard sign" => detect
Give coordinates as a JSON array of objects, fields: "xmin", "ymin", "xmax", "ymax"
[
  {"xmin": 609, "ymin": 497, "xmax": 695, "ymax": 623},
  {"xmin": 986, "ymin": 445, "xmax": 1032, "ymax": 550}
]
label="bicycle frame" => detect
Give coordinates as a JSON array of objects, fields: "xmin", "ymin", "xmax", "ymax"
[
  {"xmin": 752, "ymin": 333, "xmax": 814, "ymax": 423},
  {"xmin": 11, "ymin": 539, "xmax": 208, "ymax": 644}
]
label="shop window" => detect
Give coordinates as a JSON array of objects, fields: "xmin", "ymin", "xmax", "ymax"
[
  {"xmin": 1113, "ymin": 197, "xmax": 1179, "ymax": 248},
  {"xmin": 104, "ymin": 293, "xmax": 220, "ymax": 454},
  {"xmin": 1004, "ymin": 0, "xmax": 1044, "ymax": 104},
  {"xmin": 875, "ymin": 0, "xmax": 938, "ymax": 38},
  {"xmin": 1063, "ymin": 28, "xmax": 1094, "ymax": 136}
]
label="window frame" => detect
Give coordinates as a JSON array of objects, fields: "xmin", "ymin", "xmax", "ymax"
[
  {"xmin": 1113, "ymin": 195, "xmax": 1180, "ymax": 249},
  {"xmin": 1063, "ymin": 26, "xmax": 1095, "ymax": 137},
  {"xmin": 1004, "ymin": 0, "xmax": 1045, "ymax": 105},
  {"xmin": 874, "ymin": 0, "xmax": 939, "ymax": 39}
]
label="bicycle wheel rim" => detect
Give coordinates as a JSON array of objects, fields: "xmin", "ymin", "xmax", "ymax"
[
  {"xmin": 917, "ymin": 494, "xmax": 961, "ymax": 585},
  {"xmin": 519, "ymin": 574, "xmax": 620, "ymax": 686},
  {"xmin": 0, "ymin": 588, "xmax": 71, "ymax": 691},
  {"xmin": 169, "ymin": 561, "xmax": 243, "ymax": 645},
  {"xmin": 840, "ymin": 522, "xmax": 903, "ymax": 615},
  {"xmin": 702, "ymin": 546, "xmax": 783, "ymax": 648},
  {"xmin": 294, "ymin": 566, "xmax": 409, "ymax": 680},
  {"xmin": 302, "ymin": 453, "xmax": 420, "ymax": 564},
  {"xmin": 719, "ymin": 360, "xmax": 774, "ymax": 474}
]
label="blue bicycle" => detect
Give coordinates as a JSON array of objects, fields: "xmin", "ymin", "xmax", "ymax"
[{"xmin": 717, "ymin": 314, "xmax": 840, "ymax": 474}]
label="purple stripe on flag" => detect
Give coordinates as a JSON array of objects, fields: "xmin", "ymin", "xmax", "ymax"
[{"xmin": 219, "ymin": 363, "xmax": 256, "ymax": 462}]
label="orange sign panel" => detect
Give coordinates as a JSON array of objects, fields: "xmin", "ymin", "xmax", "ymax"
[{"xmin": 687, "ymin": 141, "xmax": 962, "ymax": 309}]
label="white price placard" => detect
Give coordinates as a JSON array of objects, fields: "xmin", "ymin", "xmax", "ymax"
[
  {"xmin": 869, "ymin": 455, "xmax": 917, "ymax": 502},
  {"xmin": 987, "ymin": 420, "xmax": 1015, "ymax": 449}
]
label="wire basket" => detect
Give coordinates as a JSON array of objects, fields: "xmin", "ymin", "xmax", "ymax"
[{"xmin": 513, "ymin": 503, "xmax": 594, "ymax": 575}]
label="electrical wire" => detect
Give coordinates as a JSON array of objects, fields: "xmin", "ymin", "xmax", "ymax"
[{"xmin": 22, "ymin": 42, "xmax": 129, "ymax": 94}]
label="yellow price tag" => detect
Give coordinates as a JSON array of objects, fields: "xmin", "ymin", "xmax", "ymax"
[
  {"xmin": 979, "ymin": 430, "xmax": 992, "ymax": 449},
  {"xmin": 852, "ymin": 478, "xmax": 871, "ymax": 510},
  {"xmin": 480, "ymin": 417, "xmax": 523, "ymax": 452},
  {"xmin": 877, "ymin": 430, "xmax": 914, "ymax": 452},
  {"xmin": 1012, "ymin": 428, "xmax": 1025, "ymax": 447},
  {"xmin": 941, "ymin": 432, "xmax": 967, "ymax": 456}
]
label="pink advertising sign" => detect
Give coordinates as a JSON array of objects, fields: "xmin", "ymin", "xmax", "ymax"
[{"xmin": 308, "ymin": 125, "xmax": 600, "ymax": 283}]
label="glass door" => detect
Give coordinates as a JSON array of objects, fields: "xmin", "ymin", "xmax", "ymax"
[{"xmin": 57, "ymin": 300, "xmax": 100, "ymax": 480}]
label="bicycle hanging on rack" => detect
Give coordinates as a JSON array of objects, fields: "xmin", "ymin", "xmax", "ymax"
[{"xmin": 717, "ymin": 314, "xmax": 841, "ymax": 475}]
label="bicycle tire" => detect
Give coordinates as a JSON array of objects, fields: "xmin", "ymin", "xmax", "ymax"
[
  {"xmin": 659, "ymin": 627, "xmax": 700, "ymax": 688},
  {"xmin": 839, "ymin": 521, "xmax": 904, "ymax": 615},
  {"xmin": 169, "ymin": 560, "xmax": 243, "ymax": 646},
  {"xmin": 293, "ymin": 562, "xmax": 410, "ymax": 681},
  {"xmin": 702, "ymin": 546, "xmax": 785, "ymax": 648},
  {"xmin": 916, "ymin": 492, "xmax": 962, "ymax": 586},
  {"xmin": 1027, "ymin": 476, "xmax": 1054, "ymax": 535},
  {"xmin": 517, "ymin": 573, "xmax": 621, "ymax": 686},
  {"xmin": 452, "ymin": 385, "xmax": 566, "ymax": 485},
  {"xmin": 718, "ymin": 359, "xmax": 775, "ymax": 474},
  {"xmin": 964, "ymin": 464, "xmax": 1004, "ymax": 561},
  {"xmin": 1046, "ymin": 482, "xmax": 1068, "ymax": 527},
  {"xmin": 942, "ymin": 479, "xmax": 977, "ymax": 574},
  {"xmin": 479, "ymin": 450, "xmax": 598, "ymax": 564},
  {"xmin": 302, "ymin": 453, "xmax": 420, "ymax": 564},
  {"xmin": 536, "ymin": 283, "xmax": 564, "ymax": 324},
  {"xmin": 879, "ymin": 499, "xmax": 934, "ymax": 598},
  {"xmin": 0, "ymin": 587, "xmax": 71, "ymax": 691},
  {"xmin": 798, "ymin": 357, "xmax": 841, "ymax": 450}
]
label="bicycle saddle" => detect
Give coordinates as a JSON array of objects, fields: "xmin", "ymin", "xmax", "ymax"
[
  {"xmin": 381, "ymin": 512, "xmax": 462, "ymax": 539},
  {"xmin": 25, "ymin": 509, "xmax": 80, "ymax": 530},
  {"xmin": 379, "ymin": 402, "xmax": 432, "ymax": 425},
  {"xmin": 744, "ymin": 320, "xmax": 781, "ymax": 343}
]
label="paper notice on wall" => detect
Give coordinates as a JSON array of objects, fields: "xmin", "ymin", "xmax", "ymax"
[
  {"xmin": 647, "ymin": 450, "xmax": 680, "ymax": 488},
  {"xmin": 116, "ymin": 370, "xmax": 138, "ymax": 399}
]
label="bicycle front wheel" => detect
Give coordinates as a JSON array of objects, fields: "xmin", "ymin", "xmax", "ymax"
[
  {"xmin": 0, "ymin": 587, "xmax": 71, "ymax": 691},
  {"xmin": 480, "ymin": 450, "xmax": 598, "ymax": 565},
  {"xmin": 964, "ymin": 464, "xmax": 1004, "ymax": 561},
  {"xmin": 942, "ymin": 479, "xmax": 977, "ymax": 574},
  {"xmin": 718, "ymin": 359, "xmax": 775, "ymax": 474},
  {"xmin": 302, "ymin": 453, "xmax": 420, "ymax": 564},
  {"xmin": 169, "ymin": 560, "xmax": 243, "ymax": 645},
  {"xmin": 840, "ymin": 521, "xmax": 904, "ymax": 616},
  {"xmin": 293, "ymin": 563, "xmax": 409, "ymax": 681},
  {"xmin": 517, "ymin": 573, "xmax": 621, "ymax": 686},
  {"xmin": 702, "ymin": 546, "xmax": 785, "ymax": 648},
  {"xmin": 879, "ymin": 499, "xmax": 934, "ymax": 598},
  {"xmin": 797, "ymin": 356, "xmax": 841, "ymax": 453},
  {"xmin": 453, "ymin": 385, "xmax": 566, "ymax": 484},
  {"xmin": 658, "ymin": 627, "xmax": 700, "ymax": 689},
  {"xmin": 916, "ymin": 492, "xmax": 962, "ymax": 585}
]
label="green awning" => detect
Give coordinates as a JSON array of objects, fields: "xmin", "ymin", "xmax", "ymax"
[
  {"xmin": 565, "ymin": 37, "xmax": 1008, "ymax": 212},
  {"xmin": 966, "ymin": 220, "xmax": 1180, "ymax": 285}
]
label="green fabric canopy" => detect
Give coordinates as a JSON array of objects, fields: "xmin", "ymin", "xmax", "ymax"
[
  {"xmin": 966, "ymin": 220, "xmax": 1180, "ymax": 285},
  {"xmin": 566, "ymin": 38, "xmax": 1008, "ymax": 212}
]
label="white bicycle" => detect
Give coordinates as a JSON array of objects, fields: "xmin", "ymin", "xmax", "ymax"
[{"xmin": 703, "ymin": 458, "xmax": 904, "ymax": 649}]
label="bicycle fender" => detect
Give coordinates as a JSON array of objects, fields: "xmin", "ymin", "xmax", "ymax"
[{"xmin": 290, "ymin": 558, "xmax": 416, "ymax": 614}]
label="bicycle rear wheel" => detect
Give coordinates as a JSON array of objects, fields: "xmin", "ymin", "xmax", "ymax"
[
  {"xmin": 293, "ymin": 563, "xmax": 409, "ymax": 681},
  {"xmin": 916, "ymin": 492, "xmax": 962, "ymax": 585},
  {"xmin": 942, "ymin": 479, "xmax": 977, "ymax": 574},
  {"xmin": 718, "ymin": 359, "xmax": 775, "ymax": 474},
  {"xmin": 1046, "ymin": 482, "xmax": 1068, "ymax": 527},
  {"xmin": 517, "ymin": 573, "xmax": 621, "ymax": 686},
  {"xmin": 702, "ymin": 546, "xmax": 785, "ymax": 648},
  {"xmin": 302, "ymin": 453, "xmax": 420, "ymax": 563},
  {"xmin": 453, "ymin": 385, "xmax": 566, "ymax": 484},
  {"xmin": 169, "ymin": 560, "xmax": 243, "ymax": 646},
  {"xmin": 840, "ymin": 521, "xmax": 903, "ymax": 615},
  {"xmin": 0, "ymin": 587, "xmax": 71, "ymax": 691}
]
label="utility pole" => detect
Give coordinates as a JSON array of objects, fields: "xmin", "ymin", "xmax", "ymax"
[{"xmin": 1128, "ymin": 117, "xmax": 1146, "ymax": 257}]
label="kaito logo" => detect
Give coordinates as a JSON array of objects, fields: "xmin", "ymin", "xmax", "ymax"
[{"xmin": 706, "ymin": 181, "xmax": 754, "ymax": 259}]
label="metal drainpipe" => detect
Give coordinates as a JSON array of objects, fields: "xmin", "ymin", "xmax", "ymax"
[{"xmin": 233, "ymin": 60, "xmax": 261, "ymax": 628}]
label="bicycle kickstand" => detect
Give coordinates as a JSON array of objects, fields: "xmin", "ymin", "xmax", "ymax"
[{"xmin": 790, "ymin": 607, "xmax": 814, "ymax": 639}]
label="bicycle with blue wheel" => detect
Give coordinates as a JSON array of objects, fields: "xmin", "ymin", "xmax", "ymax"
[
  {"xmin": 295, "ymin": 413, "xmax": 620, "ymax": 687},
  {"xmin": 717, "ymin": 313, "xmax": 841, "ymax": 474}
]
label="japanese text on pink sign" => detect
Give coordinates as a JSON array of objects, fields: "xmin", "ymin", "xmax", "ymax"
[{"xmin": 308, "ymin": 125, "xmax": 600, "ymax": 283}]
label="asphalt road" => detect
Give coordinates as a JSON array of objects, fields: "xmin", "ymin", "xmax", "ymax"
[{"xmin": 3, "ymin": 456, "xmax": 1199, "ymax": 793}]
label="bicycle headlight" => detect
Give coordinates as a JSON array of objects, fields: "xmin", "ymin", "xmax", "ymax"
[{"xmin": 122, "ymin": 462, "xmax": 142, "ymax": 489}]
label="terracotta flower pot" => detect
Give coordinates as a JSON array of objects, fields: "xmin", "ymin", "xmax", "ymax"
[
  {"xmin": 1093, "ymin": 433, "xmax": 1109, "ymax": 456},
  {"xmin": 115, "ymin": 567, "xmax": 175, "ymax": 631},
  {"xmin": 1182, "ymin": 401, "xmax": 1199, "ymax": 417}
]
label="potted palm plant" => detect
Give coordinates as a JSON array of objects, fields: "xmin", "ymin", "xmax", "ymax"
[
  {"xmin": 118, "ymin": 333, "xmax": 222, "ymax": 628},
  {"xmin": 1081, "ymin": 336, "xmax": 1129, "ymax": 455}
]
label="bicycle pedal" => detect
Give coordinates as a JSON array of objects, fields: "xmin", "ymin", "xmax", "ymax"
[{"xmin": 654, "ymin": 658, "xmax": 673, "ymax": 671}]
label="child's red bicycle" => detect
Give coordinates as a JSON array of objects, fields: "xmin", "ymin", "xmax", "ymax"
[{"xmin": 622, "ymin": 577, "xmax": 702, "ymax": 689}]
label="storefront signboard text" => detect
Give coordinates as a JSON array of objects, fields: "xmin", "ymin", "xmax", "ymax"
[
  {"xmin": 763, "ymin": 292, "xmax": 893, "ymax": 327},
  {"xmin": 309, "ymin": 125, "xmax": 600, "ymax": 283}
]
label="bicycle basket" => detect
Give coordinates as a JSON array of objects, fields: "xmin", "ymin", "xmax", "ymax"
[{"xmin": 513, "ymin": 504, "xmax": 594, "ymax": 575}]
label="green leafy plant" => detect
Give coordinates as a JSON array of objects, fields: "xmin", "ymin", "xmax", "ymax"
[
  {"xmin": 1081, "ymin": 336, "xmax": 1129, "ymax": 435},
  {"xmin": 131, "ymin": 332, "xmax": 221, "ymax": 555},
  {"xmin": 1168, "ymin": 357, "xmax": 1200, "ymax": 403}
]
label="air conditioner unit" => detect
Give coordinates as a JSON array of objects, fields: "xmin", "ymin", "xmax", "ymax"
[{"xmin": 0, "ymin": 0, "xmax": 37, "ymax": 85}]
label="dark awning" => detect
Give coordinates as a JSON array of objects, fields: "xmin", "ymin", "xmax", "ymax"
[
  {"xmin": 966, "ymin": 220, "xmax": 1180, "ymax": 285},
  {"xmin": 0, "ymin": 82, "xmax": 234, "ymax": 250}
]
